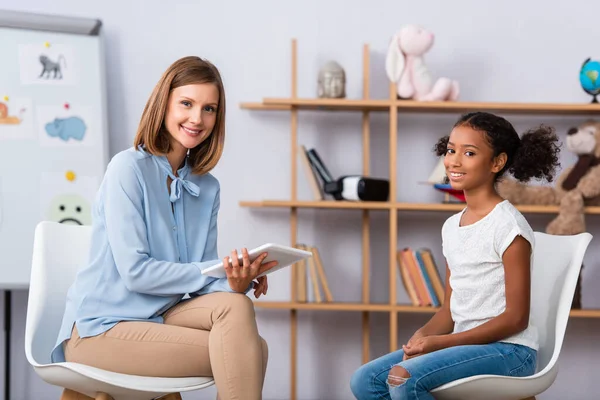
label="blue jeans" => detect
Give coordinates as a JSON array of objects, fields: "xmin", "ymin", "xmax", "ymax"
[{"xmin": 350, "ymin": 342, "xmax": 537, "ymax": 400}]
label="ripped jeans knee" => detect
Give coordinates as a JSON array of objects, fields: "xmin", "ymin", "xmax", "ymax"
[{"xmin": 387, "ymin": 365, "xmax": 410, "ymax": 389}]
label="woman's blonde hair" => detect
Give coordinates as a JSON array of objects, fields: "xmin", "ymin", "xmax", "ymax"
[{"xmin": 133, "ymin": 56, "xmax": 226, "ymax": 175}]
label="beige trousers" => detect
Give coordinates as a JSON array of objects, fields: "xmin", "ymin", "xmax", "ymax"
[{"xmin": 64, "ymin": 292, "xmax": 268, "ymax": 400}]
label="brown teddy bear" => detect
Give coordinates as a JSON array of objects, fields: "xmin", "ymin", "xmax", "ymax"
[{"xmin": 497, "ymin": 120, "xmax": 600, "ymax": 308}]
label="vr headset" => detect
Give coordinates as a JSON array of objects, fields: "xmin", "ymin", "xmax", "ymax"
[{"xmin": 305, "ymin": 148, "xmax": 389, "ymax": 202}]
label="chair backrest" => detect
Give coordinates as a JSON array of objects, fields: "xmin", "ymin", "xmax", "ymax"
[
  {"xmin": 25, "ymin": 221, "xmax": 93, "ymax": 366},
  {"xmin": 529, "ymin": 231, "xmax": 592, "ymax": 373}
]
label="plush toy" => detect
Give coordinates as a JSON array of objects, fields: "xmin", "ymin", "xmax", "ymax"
[
  {"xmin": 385, "ymin": 25, "xmax": 460, "ymax": 101},
  {"xmin": 497, "ymin": 120, "xmax": 600, "ymax": 308},
  {"xmin": 498, "ymin": 120, "xmax": 600, "ymax": 234}
]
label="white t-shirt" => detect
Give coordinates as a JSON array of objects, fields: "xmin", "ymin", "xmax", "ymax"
[{"xmin": 441, "ymin": 200, "xmax": 539, "ymax": 351}]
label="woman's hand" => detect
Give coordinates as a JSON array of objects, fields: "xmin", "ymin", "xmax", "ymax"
[
  {"xmin": 402, "ymin": 335, "xmax": 447, "ymax": 359},
  {"xmin": 224, "ymin": 248, "xmax": 278, "ymax": 293},
  {"xmin": 253, "ymin": 276, "xmax": 268, "ymax": 298}
]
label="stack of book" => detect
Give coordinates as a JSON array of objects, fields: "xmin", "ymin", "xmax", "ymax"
[
  {"xmin": 293, "ymin": 244, "xmax": 334, "ymax": 303},
  {"xmin": 397, "ymin": 248, "xmax": 445, "ymax": 306}
]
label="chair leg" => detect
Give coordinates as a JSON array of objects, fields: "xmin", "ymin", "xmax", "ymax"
[
  {"xmin": 60, "ymin": 389, "xmax": 95, "ymax": 400},
  {"xmin": 95, "ymin": 393, "xmax": 114, "ymax": 400},
  {"xmin": 156, "ymin": 394, "xmax": 182, "ymax": 400}
]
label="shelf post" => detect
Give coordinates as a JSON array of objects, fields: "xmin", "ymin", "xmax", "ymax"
[
  {"xmin": 361, "ymin": 43, "xmax": 372, "ymax": 364},
  {"xmin": 289, "ymin": 38, "xmax": 298, "ymax": 400},
  {"xmin": 388, "ymin": 80, "xmax": 399, "ymax": 352}
]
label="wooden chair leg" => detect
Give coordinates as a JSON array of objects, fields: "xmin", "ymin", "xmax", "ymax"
[
  {"xmin": 157, "ymin": 394, "xmax": 182, "ymax": 400},
  {"xmin": 60, "ymin": 389, "xmax": 95, "ymax": 400},
  {"xmin": 95, "ymin": 393, "xmax": 114, "ymax": 400}
]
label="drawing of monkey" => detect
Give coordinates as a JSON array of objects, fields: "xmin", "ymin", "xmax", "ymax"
[{"xmin": 38, "ymin": 54, "xmax": 67, "ymax": 79}]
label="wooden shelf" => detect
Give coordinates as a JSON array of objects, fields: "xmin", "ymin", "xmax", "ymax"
[
  {"xmin": 240, "ymin": 200, "xmax": 600, "ymax": 215},
  {"xmin": 239, "ymin": 102, "xmax": 291, "ymax": 111},
  {"xmin": 264, "ymin": 98, "xmax": 390, "ymax": 111},
  {"xmin": 241, "ymin": 98, "xmax": 600, "ymax": 115},
  {"xmin": 253, "ymin": 301, "xmax": 392, "ymax": 312},
  {"xmin": 394, "ymin": 100, "xmax": 600, "ymax": 115},
  {"xmin": 570, "ymin": 309, "xmax": 600, "ymax": 318},
  {"xmin": 239, "ymin": 200, "xmax": 392, "ymax": 210},
  {"xmin": 397, "ymin": 202, "xmax": 600, "ymax": 215},
  {"xmin": 254, "ymin": 302, "xmax": 600, "ymax": 318}
]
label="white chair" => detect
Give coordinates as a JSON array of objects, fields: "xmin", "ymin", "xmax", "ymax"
[
  {"xmin": 430, "ymin": 231, "xmax": 593, "ymax": 400},
  {"xmin": 25, "ymin": 221, "xmax": 215, "ymax": 400}
]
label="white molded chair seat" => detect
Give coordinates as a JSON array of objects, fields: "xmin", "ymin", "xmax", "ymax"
[
  {"xmin": 430, "ymin": 231, "xmax": 592, "ymax": 400},
  {"xmin": 25, "ymin": 221, "xmax": 215, "ymax": 400}
]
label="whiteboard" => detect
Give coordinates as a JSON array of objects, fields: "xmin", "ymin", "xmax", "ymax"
[{"xmin": 0, "ymin": 10, "xmax": 109, "ymax": 288}]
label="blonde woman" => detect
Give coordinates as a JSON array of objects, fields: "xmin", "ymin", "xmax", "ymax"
[{"xmin": 51, "ymin": 56, "xmax": 277, "ymax": 400}]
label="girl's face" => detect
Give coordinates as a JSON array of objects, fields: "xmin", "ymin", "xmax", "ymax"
[
  {"xmin": 443, "ymin": 125, "xmax": 505, "ymax": 192},
  {"xmin": 164, "ymin": 83, "xmax": 219, "ymax": 154}
]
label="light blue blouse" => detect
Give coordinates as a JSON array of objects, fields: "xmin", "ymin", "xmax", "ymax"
[{"xmin": 51, "ymin": 146, "xmax": 243, "ymax": 363}]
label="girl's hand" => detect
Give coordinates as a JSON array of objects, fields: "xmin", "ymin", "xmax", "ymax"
[
  {"xmin": 253, "ymin": 276, "xmax": 268, "ymax": 298},
  {"xmin": 402, "ymin": 329, "xmax": 427, "ymax": 360},
  {"xmin": 224, "ymin": 248, "xmax": 278, "ymax": 293},
  {"xmin": 402, "ymin": 335, "xmax": 446, "ymax": 358}
]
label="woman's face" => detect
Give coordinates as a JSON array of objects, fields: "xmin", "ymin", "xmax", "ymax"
[{"xmin": 164, "ymin": 83, "xmax": 219, "ymax": 154}]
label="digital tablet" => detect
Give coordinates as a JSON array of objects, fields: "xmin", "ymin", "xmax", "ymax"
[{"xmin": 200, "ymin": 243, "xmax": 313, "ymax": 279}]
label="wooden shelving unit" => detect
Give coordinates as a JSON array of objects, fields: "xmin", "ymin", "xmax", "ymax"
[
  {"xmin": 253, "ymin": 301, "xmax": 600, "ymax": 318},
  {"xmin": 241, "ymin": 98, "xmax": 600, "ymax": 115},
  {"xmin": 239, "ymin": 39, "xmax": 600, "ymax": 400},
  {"xmin": 240, "ymin": 200, "xmax": 600, "ymax": 214}
]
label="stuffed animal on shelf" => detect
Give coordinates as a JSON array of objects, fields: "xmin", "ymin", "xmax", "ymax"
[
  {"xmin": 497, "ymin": 120, "xmax": 600, "ymax": 309},
  {"xmin": 498, "ymin": 120, "xmax": 600, "ymax": 235},
  {"xmin": 385, "ymin": 24, "xmax": 460, "ymax": 102}
]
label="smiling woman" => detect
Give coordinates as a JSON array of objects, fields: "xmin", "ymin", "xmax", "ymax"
[
  {"xmin": 164, "ymin": 84, "xmax": 219, "ymax": 153},
  {"xmin": 134, "ymin": 56, "xmax": 227, "ymax": 176},
  {"xmin": 50, "ymin": 56, "xmax": 278, "ymax": 400}
]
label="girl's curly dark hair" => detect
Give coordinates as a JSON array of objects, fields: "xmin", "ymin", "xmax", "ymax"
[{"xmin": 434, "ymin": 112, "xmax": 561, "ymax": 182}]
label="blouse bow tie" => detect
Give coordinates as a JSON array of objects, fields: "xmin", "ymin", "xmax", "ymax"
[{"xmin": 169, "ymin": 175, "xmax": 200, "ymax": 202}]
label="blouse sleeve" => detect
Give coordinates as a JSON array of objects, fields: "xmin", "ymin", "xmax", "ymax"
[
  {"xmin": 189, "ymin": 184, "xmax": 252, "ymax": 296},
  {"xmin": 103, "ymin": 156, "xmax": 237, "ymax": 296}
]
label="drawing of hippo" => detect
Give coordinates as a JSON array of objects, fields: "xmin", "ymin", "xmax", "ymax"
[{"xmin": 45, "ymin": 116, "xmax": 87, "ymax": 141}]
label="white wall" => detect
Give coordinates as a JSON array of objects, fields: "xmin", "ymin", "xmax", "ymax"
[{"xmin": 3, "ymin": 0, "xmax": 600, "ymax": 399}]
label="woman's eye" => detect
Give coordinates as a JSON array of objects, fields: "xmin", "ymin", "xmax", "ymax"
[
  {"xmin": 204, "ymin": 106, "xmax": 216, "ymax": 113},
  {"xmin": 181, "ymin": 101, "xmax": 191, "ymax": 107},
  {"xmin": 465, "ymin": 151, "xmax": 475, "ymax": 156},
  {"xmin": 446, "ymin": 148, "xmax": 455, "ymax": 154}
]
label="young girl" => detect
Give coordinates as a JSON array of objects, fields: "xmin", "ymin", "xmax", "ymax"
[
  {"xmin": 350, "ymin": 111, "xmax": 561, "ymax": 400},
  {"xmin": 51, "ymin": 56, "xmax": 278, "ymax": 400}
]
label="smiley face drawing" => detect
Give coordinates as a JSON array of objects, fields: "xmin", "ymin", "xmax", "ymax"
[{"xmin": 47, "ymin": 193, "xmax": 91, "ymax": 225}]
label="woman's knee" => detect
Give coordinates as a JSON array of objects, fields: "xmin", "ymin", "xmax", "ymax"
[
  {"xmin": 215, "ymin": 292, "xmax": 256, "ymax": 319},
  {"xmin": 260, "ymin": 336, "xmax": 268, "ymax": 356}
]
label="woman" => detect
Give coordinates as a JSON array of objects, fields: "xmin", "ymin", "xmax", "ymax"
[{"xmin": 52, "ymin": 56, "xmax": 277, "ymax": 400}]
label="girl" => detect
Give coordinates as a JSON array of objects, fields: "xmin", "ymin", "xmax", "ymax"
[
  {"xmin": 350, "ymin": 111, "xmax": 561, "ymax": 400},
  {"xmin": 51, "ymin": 56, "xmax": 277, "ymax": 400}
]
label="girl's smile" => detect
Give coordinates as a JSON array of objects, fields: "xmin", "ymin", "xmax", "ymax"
[{"xmin": 443, "ymin": 125, "xmax": 502, "ymax": 193}]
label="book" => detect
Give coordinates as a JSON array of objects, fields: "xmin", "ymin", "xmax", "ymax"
[{"xmin": 298, "ymin": 145, "xmax": 325, "ymax": 200}]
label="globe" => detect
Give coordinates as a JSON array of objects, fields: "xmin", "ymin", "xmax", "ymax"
[{"xmin": 580, "ymin": 58, "xmax": 600, "ymax": 103}]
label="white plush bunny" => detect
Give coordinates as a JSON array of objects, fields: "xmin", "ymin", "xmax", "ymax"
[{"xmin": 385, "ymin": 25, "xmax": 459, "ymax": 101}]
